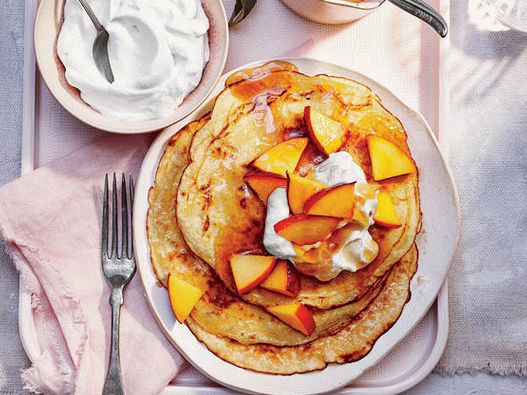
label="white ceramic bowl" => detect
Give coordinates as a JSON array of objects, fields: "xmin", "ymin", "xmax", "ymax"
[
  {"xmin": 34, "ymin": 0, "xmax": 229, "ymax": 134},
  {"xmin": 281, "ymin": 0, "xmax": 384, "ymax": 24},
  {"xmin": 134, "ymin": 58, "xmax": 460, "ymax": 394}
]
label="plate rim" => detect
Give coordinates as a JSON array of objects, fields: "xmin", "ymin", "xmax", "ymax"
[{"xmin": 133, "ymin": 57, "xmax": 460, "ymax": 395}]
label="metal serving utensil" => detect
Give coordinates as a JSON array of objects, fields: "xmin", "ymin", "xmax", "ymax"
[
  {"xmin": 387, "ymin": 0, "xmax": 448, "ymax": 37},
  {"xmin": 77, "ymin": 0, "xmax": 115, "ymax": 83},
  {"xmin": 101, "ymin": 174, "xmax": 135, "ymax": 395}
]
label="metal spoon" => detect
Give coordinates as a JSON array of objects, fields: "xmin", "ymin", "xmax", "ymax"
[
  {"xmin": 77, "ymin": 0, "xmax": 114, "ymax": 83},
  {"xmin": 387, "ymin": 0, "xmax": 448, "ymax": 37}
]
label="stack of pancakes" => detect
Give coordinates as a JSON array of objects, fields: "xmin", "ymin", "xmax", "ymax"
[{"xmin": 147, "ymin": 62, "xmax": 421, "ymax": 374}]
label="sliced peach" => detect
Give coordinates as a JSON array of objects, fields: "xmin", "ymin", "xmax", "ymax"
[
  {"xmin": 305, "ymin": 106, "xmax": 346, "ymax": 155},
  {"xmin": 374, "ymin": 191, "xmax": 402, "ymax": 228},
  {"xmin": 267, "ymin": 303, "xmax": 316, "ymax": 336},
  {"xmin": 352, "ymin": 183, "xmax": 378, "ymax": 226},
  {"xmin": 261, "ymin": 260, "xmax": 300, "ymax": 297},
  {"xmin": 274, "ymin": 214, "xmax": 340, "ymax": 245},
  {"xmin": 304, "ymin": 183, "xmax": 356, "ymax": 218},
  {"xmin": 293, "ymin": 225, "xmax": 352, "ymax": 265},
  {"xmin": 244, "ymin": 172, "xmax": 287, "ymax": 203},
  {"xmin": 293, "ymin": 244, "xmax": 320, "ymax": 264},
  {"xmin": 168, "ymin": 274, "xmax": 204, "ymax": 323},
  {"xmin": 366, "ymin": 135, "xmax": 416, "ymax": 181},
  {"xmin": 352, "ymin": 208, "xmax": 370, "ymax": 227},
  {"xmin": 230, "ymin": 255, "xmax": 277, "ymax": 295},
  {"xmin": 253, "ymin": 138, "xmax": 308, "ymax": 177},
  {"xmin": 287, "ymin": 173, "xmax": 326, "ymax": 214}
]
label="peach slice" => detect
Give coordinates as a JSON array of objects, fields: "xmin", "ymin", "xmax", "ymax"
[
  {"xmin": 374, "ymin": 191, "xmax": 402, "ymax": 228},
  {"xmin": 168, "ymin": 274, "xmax": 204, "ymax": 323},
  {"xmin": 230, "ymin": 255, "xmax": 277, "ymax": 295},
  {"xmin": 366, "ymin": 135, "xmax": 416, "ymax": 181},
  {"xmin": 274, "ymin": 214, "xmax": 340, "ymax": 245},
  {"xmin": 253, "ymin": 138, "xmax": 308, "ymax": 177},
  {"xmin": 293, "ymin": 244, "xmax": 320, "ymax": 264},
  {"xmin": 352, "ymin": 183, "xmax": 378, "ymax": 226},
  {"xmin": 287, "ymin": 173, "xmax": 326, "ymax": 214},
  {"xmin": 305, "ymin": 106, "xmax": 346, "ymax": 155},
  {"xmin": 261, "ymin": 259, "xmax": 300, "ymax": 297},
  {"xmin": 267, "ymin": 303, "xmax": 316, "ymax": 336},
  {"xmin": 245, "ymin": 172, "xmax": 287, "ymax": 203},
  {"xmin": 304, "ymin": 183, "xmax": 356, "ymax": 218},
  {"xmin": 352, "ymin": 208, "xmax": 370, "ymax": 227}
]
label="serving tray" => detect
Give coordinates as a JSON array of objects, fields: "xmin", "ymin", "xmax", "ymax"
[{"xmin": 19, "ymin": 0, "xmax": 451, "ymax": 393}]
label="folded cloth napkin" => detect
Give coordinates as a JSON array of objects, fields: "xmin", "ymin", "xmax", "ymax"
[{"xmin": 0, "ymin": 133, "xmax": 184, "ymax": 394}]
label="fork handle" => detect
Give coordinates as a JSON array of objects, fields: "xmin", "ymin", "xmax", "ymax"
[{"xmin": 103, "ymin": 288, "xmax": 125, "ymax": 395}]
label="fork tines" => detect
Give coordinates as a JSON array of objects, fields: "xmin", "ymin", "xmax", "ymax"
[{"xmin": 102, "ymin": 173, "xmax": 134, "ymax": 259}]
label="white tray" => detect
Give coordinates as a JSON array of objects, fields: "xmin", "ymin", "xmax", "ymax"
[{"xmin": 19, "ymin": 0, "xmax": 450, "ymax": 393}]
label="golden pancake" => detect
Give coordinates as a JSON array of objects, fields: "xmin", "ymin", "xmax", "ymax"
[
  {"xmin": 146, "ymin": 61, "xmax": 422, "ymax": 374},
  {"xmin": 186, "ymin": 245, "xmax": 418, "ymax": 374},
  {"xmin": 148, "ymin": 116, "xmax": 211, "ymax": 288},
  {"xmin": 176, "ymin": 64, "xmax": 419, "ymax": 309},
  {"xmin": 148, "ymin": 115, "xmax": 396, "ymax": 346}
]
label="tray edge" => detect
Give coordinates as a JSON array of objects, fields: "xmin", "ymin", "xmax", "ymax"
[{"xmin": 17, "ymin": 1, "xmax": 452, "ymax": 394}]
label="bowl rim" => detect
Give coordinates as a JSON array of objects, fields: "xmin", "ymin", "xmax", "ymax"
[{"xmin": 33, "ymin": 0, "xmax": 229, "ymax": 134}]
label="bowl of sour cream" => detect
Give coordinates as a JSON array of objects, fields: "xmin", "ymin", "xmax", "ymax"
[{"xmin": 34, "ymin": 0, "xmax": 228, "ymax": 133}]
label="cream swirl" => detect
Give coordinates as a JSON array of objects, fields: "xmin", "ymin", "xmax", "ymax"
[
  {"xmin": 263, "ymin": 151, "xmax": 378, "ymax": 280},
  {"xmin": 57, "ymin": 0, "xmax": 209, "ymax": 120}
]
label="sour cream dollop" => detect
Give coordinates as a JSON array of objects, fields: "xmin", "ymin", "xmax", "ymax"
[
  {"xmin": 57, "ymin": 0, "xmax": 210, "ymax": 121},
  {"xmin": 263, "ymin": 188, "xmax": 296, "ymax": 260},
  {"xmin": 263, "ymin": 152, "xmax": 378, "ymax": 279},
  {"xmin": 312, "ymin": 151, "xmax": 366, "ymax": 185}
]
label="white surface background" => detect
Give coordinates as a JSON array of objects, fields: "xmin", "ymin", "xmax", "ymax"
[{"xmin": 0, "ymin": 0, "xmax": 526, "ymax": 393}]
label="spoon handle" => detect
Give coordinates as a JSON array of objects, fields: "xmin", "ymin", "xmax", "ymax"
[
  {"xmin": 387, "ymin": 0, "xmax": 448, "ymax": 37},
  {"xmin": 77, "ymin": 0, "xmax": 104, "ymax": 32}
]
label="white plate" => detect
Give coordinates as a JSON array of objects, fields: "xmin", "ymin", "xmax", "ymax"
[{"xmin": 133, "ymin": 58, "xmax": 460, "ymax": 395}]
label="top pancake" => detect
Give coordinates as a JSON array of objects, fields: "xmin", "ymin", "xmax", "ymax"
[{"xmin": 175, "ymin": 64, "xmax": 420, "ymax": 309}]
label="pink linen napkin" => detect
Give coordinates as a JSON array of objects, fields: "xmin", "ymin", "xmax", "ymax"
[{"xmin": 0, "ymin": 133, "xmax": 184, "ymax": 394}]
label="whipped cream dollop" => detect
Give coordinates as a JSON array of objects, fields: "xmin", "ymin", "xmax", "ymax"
[
  {"xmin": 263, "ymin": 188, "xmax": 297, "ymax": 260},
  {"xmin": 57, "ymin": 0, "xmax": 209, "ymax": 121},
  {"xmin": 312, "ymin": 151, "xmax": 366, "ymax": 185},
  {"xmin": 263, "ymin": 151, "xmax": 378, "ymax": 278}
]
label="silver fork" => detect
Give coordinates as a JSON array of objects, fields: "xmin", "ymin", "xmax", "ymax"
[{"xmin": 101, "ymin": 174, "xmax": 135, "ymax": 395}]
